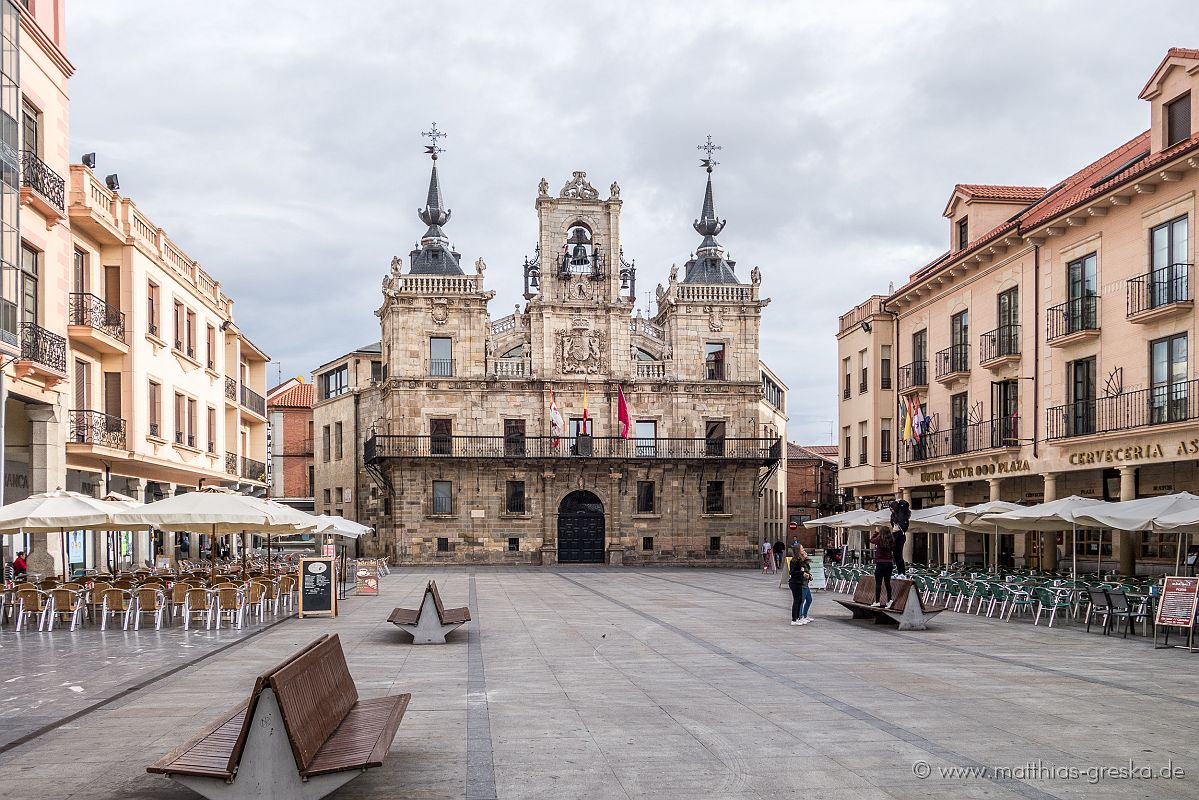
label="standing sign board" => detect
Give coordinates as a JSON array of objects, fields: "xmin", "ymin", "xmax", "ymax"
[
  {"xmin": 356, "ymin": 559, "xmax": 379, "ymax": 596},
  {"xmin": 1154, "ymin": 576, "xmax": 1198, "ymax": 651},
  {"xmin": 298, "ymin": 557, "xmax": 337, "ymax": 618},
  {"xmin": 322, "ymin": 544, "xmax": 336, "ymax": 558},
  {"xmin": 809, "ymin": 553, "xmax": 826, "ymax": 590}
]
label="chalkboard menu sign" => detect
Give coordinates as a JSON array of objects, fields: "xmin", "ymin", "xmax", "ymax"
[
  {"xmin": 1157, "ymin": 576, "xmax": 1199, "ymax": 628},
  {"xmin": 298, "ymin": 557, "xmax": 337, "ymax": 618}
]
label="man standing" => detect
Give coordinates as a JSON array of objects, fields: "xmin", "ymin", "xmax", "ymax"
[{"xmin": 772, "ymin": 540, "xmax": 785, "ymax": 570}]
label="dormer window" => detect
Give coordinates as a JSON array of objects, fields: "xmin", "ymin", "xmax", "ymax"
[
  {"xmin": 957, "ymin": 217, "xmax": 969, "ymax": 250},
  {"xmin": 1167, "ymin": 92, "xmax": 1191, "ymax": 148}
]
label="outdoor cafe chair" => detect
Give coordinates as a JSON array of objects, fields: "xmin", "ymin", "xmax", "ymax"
[
  {"xmin": 13, "ymin": 588, "xmax": 50, "ymax": 632},
  {"xmin": 1033, "ymin": 588, "xmax": 1073, "ymax": 628},
  {"xmin": 277, "ymin": 575, "xmax": 296, "ymax": 612},
  {"xmin": 1085, "ymin": 589, "xmax": 1113, "ymax": 634},
  {"xmin": 132, "ymin": 586, "xmax": 167, "ymax": 631},
  {"xmin": 1002, "ymin": 586, "xmax": 1036, "ymax": 621},
  {"xmin": 45, "ymin": 588, "xmax": 85, "ymax": 631},
  {"xmin": 212, "ymin": 587, "xmax": 245, "ymax": 630},
  {"xmin": 99, "ymin": 589, "xmax": 133, "ymax": 630},
  {"xmin": 245, "ymin": 582, "xmax": 267, "ymax": 624},
  {"xmin": 182, "ymin": 588, "xmax": 214, "ymax": 630},
  {"xmin": 38, "ymin": 577, "xmax": 59, "ymax": 590},
  {"xmin": 169, "ymin": 583, "xmax": 191, "ymax": 621},
  {"xmin": 1106, "ymin": 591, "xmax": 1150, "ymax": 638},
  {"xmin": 253, "ymin": 579, "xmax": 279, "ymax": 616}
]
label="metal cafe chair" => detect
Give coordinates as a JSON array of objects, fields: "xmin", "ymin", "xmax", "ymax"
[
  {"xmin": 45, "ymin": 588, "xmax": 86, "ymax": 631},
  {"xmin": 99, "ymin": 588, "xmax": 134, "ymax": 631},
  {"xmin": 13, "ymin": 588, "xmax": 51, "ymax": 632}
]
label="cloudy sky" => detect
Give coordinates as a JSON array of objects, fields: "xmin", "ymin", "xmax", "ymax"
[{"xmin": 67, "ymin": 2, "xmax": 1199, "ymax": 443}]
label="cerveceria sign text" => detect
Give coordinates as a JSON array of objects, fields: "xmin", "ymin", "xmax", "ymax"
[{"xmin": 1067, "ymin": 439, "xmax": 1199, "ymax": 466}]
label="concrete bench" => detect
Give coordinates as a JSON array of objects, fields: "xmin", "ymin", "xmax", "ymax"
[
  {"xmin": 388, "ymin": 580, "xmax": 470, "ymax": 644},
  {"xmin": 147, "ymin": 634, "xmax": 410, "ymax": 800},
  {"xmin": 833, "ymin": 575, "xmax": 946, "ymax": 631}
]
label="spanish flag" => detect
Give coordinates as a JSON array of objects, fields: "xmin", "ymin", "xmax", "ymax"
[
  {"xmin": 582, "ymin": 383, "xmax": 589, "ymax": 434},
  {"xmin": 902, "ymin": 396, "xmax": 913, "ymax": 443}
]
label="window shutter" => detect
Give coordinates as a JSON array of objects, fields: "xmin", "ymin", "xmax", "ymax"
[
  {"xmin": 1167, "ymin": 93, "xmax": 1191, "ymax": 147},
  {"xmin": 104, "ymin": 372, "xmax": 122, "ymax": 418}
]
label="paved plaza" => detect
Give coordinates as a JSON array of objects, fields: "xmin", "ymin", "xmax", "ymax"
[{"xmin": 0, "ymin": 568, "xmax": 1196, "ymax": 800}]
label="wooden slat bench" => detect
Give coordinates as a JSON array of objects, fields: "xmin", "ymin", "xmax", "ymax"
[
  {"xmin": 387, "ymin": 580, "xmax": 470, "ymax": 644},
  {"xmin": 147, "ymin": 634, "xmax": 410, "ymax": 800},
  {"xmin": 833, "ymin": 575, "xmax": 946, "ymax": 631}
]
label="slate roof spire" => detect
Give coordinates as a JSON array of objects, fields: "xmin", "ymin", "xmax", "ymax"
[
  {"xmin": 409, "ymin": 123, "xmax": 463, "ymax": 275},
  {"xmin": 681, "ymin": 136, "xmax": 741, "ymax": 285}
]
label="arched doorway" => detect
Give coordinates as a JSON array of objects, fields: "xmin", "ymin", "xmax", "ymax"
[{"xmin": 557, "ymin": 490, "xmax": 605, "ymax": 564}]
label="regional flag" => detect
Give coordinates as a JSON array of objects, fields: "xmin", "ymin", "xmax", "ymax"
[
  {"xmin": 549, "ymin": 386, "xmax": 564, "ymax": 446},
  {"xmin": 617, "ymin": 385, "xmax": 631, "ymax": 439}
]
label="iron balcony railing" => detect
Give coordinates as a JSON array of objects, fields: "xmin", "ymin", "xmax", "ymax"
[
  {"xmin": 225, "ymin": 453, "xmax": 238, "ymax": 475},
  {"xmin": 880, "ymin": 370, "xmax": 892, "ymax": 390},
  {"xmin": 897, "ymin": 361, "xmax": 928, "ymax": 392},
  {"xmin": 427, "ymin": 496, "xmax": 456, "ymax": 516},
  {"xmin": 365, "ymin": 434, "xmax": 782, "ymax": 463},
  {"xmin": 241, "ymin": 456, "xmax": 267, "ymax": 481},
  {"xmin": 1047, "ymin": 296, "xmax": 1099, "ymax": 341},
  {"xmin": 979, "ymin": 325, "xmax": 1019, "ymax": 364},
  {"xmin": 69, "ymin": 409, "xmax": 126, "ymax": 449},
  {"xmin": 225, "ymin": 376, "xmax": 237, "ymax": 400},
  {"xmin": 240, "ymin": 384, "xmax": 266, "ymax": 416},
  {"xmin": 881, "ymin": 445, "xmax": 892, "ymax": 464},
  {"xmin": 1128, "ymin": 263, "xmax": 1191, "ymax": 317},
  {"xmin": 1046, "ymin": 379, "xmax": 1199, "ymax": 439},
  {"xmin": 935, "ymin": 344, "xmax": 969, "ymax": 379},
  {"xmin": 842, "ymin": 454, "xmax": 851, "ymax": 468},
  {"xmin": 21, "ymin": 150, "xmax": 65, "ymax": 212},
  {"xmin": 898, "ymin": 417, "xmax": 1020, "ymax": 463},
  {"xmin": 842, "ymin": 384, "xmax": 850, "ymax": 400},
  {"xmin": 19, "ymin": 322, "xmax": 66, "ymax": 373},
  {"xmin": 69, "ymin": 292, "xmax": 126, "ymax": 342}
]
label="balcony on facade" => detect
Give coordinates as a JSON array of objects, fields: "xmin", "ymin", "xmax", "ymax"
[
  {"xmin": 1047, "ymin": 297, "xmax": 1100, "ymax": 346},
  {"xmin": 225, "ymin": 376, "xmax": 237, "ymax": 403},
  {"xmin": 21, "ymin": 150, "xmax": 66, "ymax": 225},
  {"xmin": 491, "ymin": 359, "xmax": 527, "ymax": 378},
  {"xmin": 897, "ymin": 361, "xmax": 928, "ymax": 395},
  {"xmin": 935, "ymin": 345, "xmax": 969, "ymax": 384},
  {"xmin": 979, "ymin": 325, "xmax": 1020, "ymax": 369},
  {"xmin": 1126, "ymin": 264, "xmax": 1192, "ymax": 323},
  {"xmin": 241, "ymin": 456, "xmax": 267, "ymax": 482},
  {"xmin": 68, "ymin": 410, "xmax": 127, "ymax": 450},
  {"xmin": 366, "ymin": 433, "xmax": 782, "ymax": 464},
  {"xmin": 636, "ymin": 361, "xmax": 665, "ymax": 380},
  {"xmin": 426, "ymin": 496, "xmax": 457, "ymax": 517},
  {"xmin": 225, "ymin": 453, "xmax": 238, "ymax": 476},
  {"xmin": 1046, "ymin": 379, "xmax": 1199, "ymax": 440},
  {"xmin": 898, "ymin": 417, "xmax": 1020, "ymax": 464},
  {"xmin": 13, "ymin": 321, "xmax": 67, "ymax": 384},
  {"xmin": 429, "ymin": 359, "xmax": 454, "ymax": 378},
  {"xmin": 240, "ymin": 384, "xmax": 266, "ymax": 418},
  {"xmin": 67, "ymin": 293, "xmax": 127, "ymax": 354}
]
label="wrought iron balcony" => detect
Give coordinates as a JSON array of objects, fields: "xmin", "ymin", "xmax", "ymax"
[
  {"xmin": 69, "ymin": 410, "xmax": 126, "ymax": 449},
  {"xmin": 19, "ymin": 322, "xmax": 66, "ymax": 373},
  {"xmin": 69, "ymin": 293, "xmax": 126, "ymax": 342},
  {"xmin": 365, "ymin": 433, "xmax": 782, "ymax": 464},
  {"xmin": 898, "ymin": 417, "xmax": 1020, "ymax": 464},
  {"xmin": 979, "ymin": 325, "xmax": 1019, "ymax": 365},
  {"xmin": 1127, "ymin": 264, "xmax": 1192, "ymax": 319},
  {"xmin": 241, "ymin": 456, "xmax": 267, "ymax": 481},
  {"xmin": 935, "ymin": 345, "xmax": 969, "ymax": 380},
  {"xmin": 240, "ymin": 384, "xmax": 266, "ymax": 417},
  {"xmin": 897, "ymin": 361, "xmax": 928, "ymax": 393},
  {"xmin": 225, "ymin": 376, "xmax": 237, "ymax": 401},
  {"xmin": 1046, "ymin": 379, "xmax": 1199, "ymax": 440},
  {"xmin": 21, "ymin": 150, "xmax": 65, "ymax": 212},
  {"xmin": 1047, "ymin": 296, "xmax": 1099, "ymax": 343},
  {"xmin": 225, "ymin": 453, "xmax": 238, "ymax": 475}
]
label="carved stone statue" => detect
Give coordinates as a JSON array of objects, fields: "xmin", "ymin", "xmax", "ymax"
[
  {"xmin": 475, "ymin": 257, "xmax": 487, "ymax": 275},
  {"xmin": 538, "ymin": 177, "xmax": 549, "ymax": 197},
  {"xmin": 559, "ymin": 171, "xmax": 600, "ymax": 200},
  {"xmin": 390, "ymin": 255, "xmax": 403, "ymax": 277},
  {"xmin": 750, "ymin": 266, "xmax": 761, "ymax": 285},
  {"xmin": 669, "ymin": 263, "xmax": 678, "ymax": 282},
  {"xmin": 655, "ymin": 283, "xmax": 666, "ymax": 303},
  {"xmin": 609, "ymin": 181, "xmax": 620, "ymax": 200}
]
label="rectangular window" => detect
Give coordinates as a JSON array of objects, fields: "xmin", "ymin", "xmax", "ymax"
[
  {"xmin": 705, "ymin": 342, "xmax": 725, "ymax": 380},
  {"xmin": 957, "ymin": 217, "xmax": 969, "ymax": 250},
  {"xmin": 858, "ymin": 348, "xmax": 868, "ymax": 393},
  {"xmin": 1066, "ymin": 252, "xmax": 1098, "ymax": 333},
  {"xmin": 996, "ymin": 287, "xmax": 1019, "ymax": 357},
  {"xmin": 335, "ymin": 487, "xmax": 344, "ymax": 503},
  {"xmin": 992, "ymin": 379, "xmax": 1019, "ymax": 447},
  {"xmin": 334, "ymin": 421, "xmax": 344, "ymax": 460},
  {"xmin": 704, "ymin": 420, "xmax": 726, "ymax": 457},
  {"xmin": 148, "ymin": 381, "xmax": 161, "ymax": 438},
  {"xmin": 1149, "ymin": 215, "xmax": 1189, "ymax": 308},
  {"xmin": 704, "ymin": 480, "xmax": 725, "ymax": 513},
  {"xmin": 635, "ymin": 420, "xmax": 657, "ymax": 457},
  {"xmin": 1166, "ymin": 91, "xmax": 1191, "ymax": 148},
  {"xmin": 319, "ymin": 365, "xmax": 349, "ymax": 399},
  {"xmin": 642, "ymin": 536, "xmax": 654, "ymax": 551},
  {"xmin": 761, "ymin": 373, "xmax": 784, "ymax": 410},
  {"xmin": 432, "ymin": 480, "xmax": 453, "ymax": 515},
  {"xmin": 1150, "ymin": 333, "xmax": 1188, "ymax": 425},
  {"xmin": 636, "ymin": 480, "xmax": 655, "ymax": 513},
  {"xmin": 880, "ymin": 345, "xmax": 892, "ymax": 389},
  {"xmin": 207, "ymin": 407, "xmax": 216, "ymax": 452},
  {"xmin": 206, "ymin": 325, "xmax": 216, "ymax": 369},
  {"xmin": 505, "ymin": 480, "xmax": 525, "ymax": 514},
  {"xmin": 174, "ymin": 392, "xmax": 185, "ymax": 444},
  {"xmin": 1075, "ymin": 529, "xmax": 1111, "ymax": 557},
  {"xmin": 187, "ymin": 398, "xmax": 197, "ymax": 447},
  {"xmin": 73, "ymin": 358, "xmax": 90, "ymax": 410},
  {"xmin": 1068, "ymin": 357, "xmax": 1097, "ymax": 436},
  {"xmin": 147, "ymin": 282, "xmax": 159, "ymax": 336},
  {"xmin": 323, "ymin": 488, "xmax": 331, "ymax": 505},
  {"xmin": 72, "ymin": 248, "xmax": 87, "ymax": 295},
  {"xmin": 842, "ymin": 426, "xmax": 851, "ymax": 468},
  {"xmin": 911, "ymin": 329, "xmax": 928, "ymax": 385},
  {"xmin": 503, "ymin": 418, "xmax": 526, "ymax": 456},
  {"xmin": 858, "ymin": 420, "xmax": 867, "ymax": 465},
  {"xmin": 430, "ymin": 418, "xmax": 452, "ymax": 455},
  {"xmin": 21, "ymin": 100, "xmax": 40, "ymax": 157},
  {"xmin": 508, "ymin": 537, "xmax": 520, "ymax": 552},
  {"xmin": 842, "ymin": 356, "xmax": 851, "ymax": 399},
  {"xmin": 19, "ymin": 243, "xmax": 37, "ymax": 326},
  {"xmin": 881, "ymin": 418, "xmax": 892, "ymax": 463},
  {"xmin": 172, "ymin": 300, "xmax": 183, "ymax": 349},
  {"xmin": 437, "ymin": 537, "xmax": 450, "ymax": 552},
  {"xmin": 950, "ymin": 392, "xmax": 968, "ymax": 454},
  {"xmin": 430, "ymin": 337, "xmax": 452, "ymax": 376},
  {"xmin": 709, "ymin": 535, "xmax": 721, "ymax": 552},
  {"xmin": 950, "ymin": 310, "xmax": 969, "ymax": 372},
  {"xmin": 370, "ymin": 360, "xmax": 383, "ymax": 383},
  {"xmin": 322, "ymin": 425, "xmax": 331, "ymax": 462},
  {"xmin": 185, "ymin": 310, "xmax": 196, "ymax": 357}
]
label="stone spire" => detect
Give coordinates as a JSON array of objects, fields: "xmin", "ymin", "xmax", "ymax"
[
  {"xmin": 682, "ymin": 136, "xmax": 741, "ymax": 285},
  {"xmin": 409, "ymin": 123, "xmax": 463, "ymax": 275}
]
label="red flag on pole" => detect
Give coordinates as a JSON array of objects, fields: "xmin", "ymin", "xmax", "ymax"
[{"xmin": 617, "ymin": 385, "xmax": 631, "ymax": 439}]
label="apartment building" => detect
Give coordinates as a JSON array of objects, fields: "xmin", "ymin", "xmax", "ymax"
[
  {"xmin": 835, "ymin": 295, "xmax": 897, "ymax": 508},
  {"xmin": 267, "ymin": 377, "xmax": 314, "ymax": 513},
  {"xmin": 786, "ymin": 443, "xmax": 839, "ymax": 548},
  {"xmin": 838, "ymin": 47, "xmax": 1199, "ymax": 575}
]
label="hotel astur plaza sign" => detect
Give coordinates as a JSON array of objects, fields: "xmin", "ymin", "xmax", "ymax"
[
  {"xmin": 917, "ymin": 458, "xmax": 1032, "ymax": 484},
  {"xmin": 1066, "ymin": 438, "xmax": 1199, "ymax": 466}
]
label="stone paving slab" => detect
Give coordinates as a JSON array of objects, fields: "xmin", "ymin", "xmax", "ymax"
[{"xmin": 0, "ymin": 568, "xmax": 1196, "ymax": 799}]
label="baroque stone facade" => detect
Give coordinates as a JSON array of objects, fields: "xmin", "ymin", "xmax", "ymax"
[{"xmin": 354, "ymin": 153, "xmax": 786, "ymax": 566}]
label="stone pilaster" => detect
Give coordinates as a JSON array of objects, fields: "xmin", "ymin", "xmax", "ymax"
[
  {"xmin": 25, "ymin": 405, "xmax": 62, "ymax": 579},
  {"xmin": 1118, "ymin": 466, "xmax": 1137, "ymax": 576}
]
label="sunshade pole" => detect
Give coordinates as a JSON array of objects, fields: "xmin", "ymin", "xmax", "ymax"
[{"xmin": 1071, "ymin": 522, "xmax": 1076, "ymax": 581}]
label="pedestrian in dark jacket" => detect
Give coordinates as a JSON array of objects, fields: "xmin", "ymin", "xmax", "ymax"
[
  {"xmin": 889, "ymin": 499, "xmax": 911, "ymax": 578},
  {"xmin": 772, "ymin": 540, "xmax": 785, "ymax": 569},
  {"xmin": 869, "ymin": 528, "xmax": 894, "ymax": 607},
  {"xmin": 789, "ymin": 546, "xmax": 814, "ymax": 625}
]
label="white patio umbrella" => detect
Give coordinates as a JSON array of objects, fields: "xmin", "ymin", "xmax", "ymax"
[
  {"xmin": 803, "ymin": 509, "xmax": 873, "ymax": 527},
  {"xmin": 0, "ymin": 490, "xmax": 122, "ymax": 579},
  {"xmin": 1072, "ymin": 493, "xmax": 1199, "ymax": 576},
  {"xmin": 842, "ymin": 508, "xmax": 892, "ymax": 531},
  {"xmin": 908, "ymin": 505, "xmax": 963, "ymax": 566},
  {"xmin": 949, "ymin": 501, "xmax": 1026, "ymax": 569},
  {"xmin": 314, "ymin": 515, "xmax": 371, "ymax": 538},
  {"xmin": 986, "ymin": 496, "xmax": 1106, "ymax": 579}
]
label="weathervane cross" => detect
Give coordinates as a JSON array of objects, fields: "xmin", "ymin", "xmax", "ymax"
[
  {"xmin": 697, "ymin": 134, "xmax": 721, "ymax": 172},
  {"xmin": 422, "ymin": 122, "xmax": 447, "ymax": 160}
]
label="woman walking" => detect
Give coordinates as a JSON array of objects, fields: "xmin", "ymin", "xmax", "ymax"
[
  {"xmin": 789, "ymin": 545, "xmax": 813, "ymax": 625},
  {"xmin": 869, "ymin": 527, "xmax": 895, "ymax": 608}
]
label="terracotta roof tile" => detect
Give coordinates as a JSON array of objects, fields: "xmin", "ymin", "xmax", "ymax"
[
  {"xmin": 270, "ymin": 383, "xmax": 313, "ymax": 408},
  {"xmin": 954, "ymin": 184, "xmax": 1047, "ymax": 203},
  {"xmin": 787, "ymin": 443, "xmax": 839, "ymax": 463}
]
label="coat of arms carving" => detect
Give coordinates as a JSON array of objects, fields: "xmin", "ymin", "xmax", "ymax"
[
  {"xmin": 705, "ymin": 305, "xmax": 726, "ymax": 332},
  {"xmin": 556, "ymin": 329, "xmax": 606, "ymax": 374},
  {"xmin": 429, "ymin": 298, "xmax": 452, "ymax": 325}
]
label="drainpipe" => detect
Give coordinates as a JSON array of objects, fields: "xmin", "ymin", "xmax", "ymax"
[
  {"xmin": 1032, "ymin": 245, "xmax": 1040, "ymax": 459},
  {"xmin": 353, "ymin": 390, "xmax": 361, "ymax": 558}
]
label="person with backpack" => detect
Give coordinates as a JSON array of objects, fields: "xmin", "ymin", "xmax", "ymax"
[
  {"xmin": 869, "ymin": 527, "xmax": 894, "ymax": 608},
  {"xmin": 889, "ymin": 499, "xmax": 911, "ymax": 578},
  {"xmin": 789, "ymin": 545, "xmax": 813, "ymax": 625}
]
